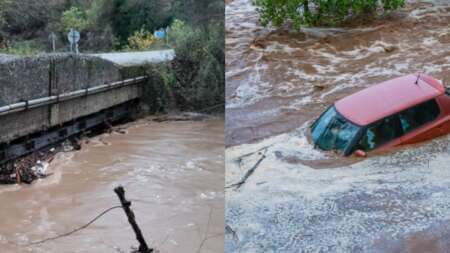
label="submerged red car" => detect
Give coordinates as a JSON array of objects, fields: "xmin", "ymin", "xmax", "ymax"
[{"xmin": 311, "ymin": 74, "xmax": 450, "ymax": 157}]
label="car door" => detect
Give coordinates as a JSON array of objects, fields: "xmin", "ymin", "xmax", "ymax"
[{"xmin": 357, "ymin": 114, "xmax": 404, "ymax": 152}]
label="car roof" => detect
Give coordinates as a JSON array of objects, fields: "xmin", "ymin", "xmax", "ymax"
[{"xmin": 335, "ymin": 74, "xmax": 444, "ymax": 126}]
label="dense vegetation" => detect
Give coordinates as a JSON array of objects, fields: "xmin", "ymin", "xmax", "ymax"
[
  {"xmin": 142, "ymin": 18, "xmax": 225, "ymax": 112},
  {"xmin": 255, "ymin": 0, "xmax": 405, "ymax": 29},
  {"xmin": 0, "ymin": 0, "xmax": 224, "ymax": 113}
]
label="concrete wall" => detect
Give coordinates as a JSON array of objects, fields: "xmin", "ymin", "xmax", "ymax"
[
  {"xmin": 0, "ymin": 53, "xmax": 121, "ymax": 105},
  {"xmin": 0, "ymin": 107, "xmax": 49, "ymax": 143},
  {"xmin": 0, "ymin": 53, "xmax": 141, "ymax": 144}
]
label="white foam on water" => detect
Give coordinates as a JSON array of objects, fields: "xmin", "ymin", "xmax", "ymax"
[
  {"xmin": 227, "ymin": 63, "xmax": 271, "ymax": 109},
  {"xmin": 283, "ymin": 95, "xmax": 313, "ymax": 110},
  {"xmin": 263, "ymin": 41, "xmax": 300, "ymax": 54},
  {"xmin": 226, "ymin": 122, "xmax": 327, "ymax": 186},
  {"xmin": 423, "ymin": 36, "xmax": 440, "ymax": 47},
  {"xmin": 226, "ymin": 66, "xmax": 253, "ymax": 80},
  {"xmin": 226, "ymin": 0, "xmax": 450, "ymax": 250},
  {"xmin": 226, "ymin": 132, "xmax": 450, "ymax": 252}
]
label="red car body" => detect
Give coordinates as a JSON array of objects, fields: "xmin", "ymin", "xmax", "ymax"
[{"xmin": 311, "ymin": 74, "xmax": 450, "ymax": 156}]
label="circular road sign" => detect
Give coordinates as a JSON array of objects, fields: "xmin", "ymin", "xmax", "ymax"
[{"xmin": 68, "ymin": 29, "xmax": 80, "ymax": 44}]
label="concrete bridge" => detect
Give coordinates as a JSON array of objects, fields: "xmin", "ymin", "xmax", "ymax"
[{"xmin": 0, "ymin": 50, "xmax": 175, "ymax": 165}]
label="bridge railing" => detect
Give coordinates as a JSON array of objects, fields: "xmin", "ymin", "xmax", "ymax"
[{"xmin": 0, "ymin": 76, "xmax": 148, "ymax": 116}]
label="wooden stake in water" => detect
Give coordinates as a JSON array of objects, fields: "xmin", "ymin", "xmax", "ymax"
[{"xmin": 114, "ymin": 186, "xmax": 153, "ymax": 253}]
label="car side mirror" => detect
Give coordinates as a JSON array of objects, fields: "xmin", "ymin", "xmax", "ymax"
[{"xmin": 354, "ymin": 149, "xmax": 367, "ymax": 158}]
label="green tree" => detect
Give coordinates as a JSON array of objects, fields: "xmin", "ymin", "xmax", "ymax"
[
  {"xmin": 0, "ymin": 0, "xmax": 10, "ymax": 28},
  {"xmin": 110, "ymin": 0, "xmax": 172, "ymax": 47},
  {"xmin": 0, "ymin": 0, "xmax": 52, "ymax": 35},
  {"xmin": 255, "ymin": 0, "xmax": 405, "ymax": 29},
  {"xmin": 163, "ymin": 19, "xmax": 224, "ymax": 111},
  {"xmin": 171, "ymin": 0, "xmax": 224, "ymax": 26},
  {"xmin": 85, "ymin": 0, "xmax": 107, "ymax": 26},
  {"xmin": 60, "ymin": 6, "xmax": 89, "ymax": 32}
]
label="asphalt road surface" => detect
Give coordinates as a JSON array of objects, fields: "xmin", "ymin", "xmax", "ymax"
[{"xmin": 93, "ymin": 49, "xmax": 175, "ymax": 66}]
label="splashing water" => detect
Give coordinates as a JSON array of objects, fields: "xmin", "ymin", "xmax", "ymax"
[
  {"xmin": 0, "ymin": 118, "xmax": 224, "ymax": 253},
  {"xmin": 226, "ymin": 0, "xmax": 450, "ymax": 252},
  {"xmin": 226, "ymin": 0, "xmax": 450, "ymax": 147}
]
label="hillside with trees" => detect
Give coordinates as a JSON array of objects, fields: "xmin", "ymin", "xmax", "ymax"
[
  {"xmin": 0, "ymin": 0, "xmax": 222, "ymax": 52},
  {"xmin": 0, "ymin": 0, "xmax": 224, "ymax": 112}
]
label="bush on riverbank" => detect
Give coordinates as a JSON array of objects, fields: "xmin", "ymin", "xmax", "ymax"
[
  {"xmin": 255, "ymin": 0, "xmax": 405, "ymax": 29},
  {"xmin": 167, "ymin": 20, "xmax": 224, "ymax": 112},
  {"xmin": 137, "ymin": 19, "xmax": 224, "ymax": 114}
]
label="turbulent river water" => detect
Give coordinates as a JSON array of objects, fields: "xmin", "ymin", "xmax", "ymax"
[
  {"xmin": 0, "ymin": 118, "xmax": 224, "ymax": 253},
  {"xmin": 226, "ymin": 0, "xmax": 450, "ymax": 252}
]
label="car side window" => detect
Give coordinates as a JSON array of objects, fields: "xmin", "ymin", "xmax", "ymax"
[
  {"xmin": 358, "ymin": 115, "xmax": 403, "ymax": 151},
  {"xmin": 398, "ymin": 99, "xmax": 440, "ymax": 133}
]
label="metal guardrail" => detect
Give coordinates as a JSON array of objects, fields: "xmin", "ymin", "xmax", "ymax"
[{"xmin": 0, "ymin": 76, "xmax": 148, "ymax": 116}]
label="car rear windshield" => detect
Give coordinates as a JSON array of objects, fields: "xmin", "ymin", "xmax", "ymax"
[{"xmin": 311, "ymin": 106, "xmax": 360, "ymax": 153}]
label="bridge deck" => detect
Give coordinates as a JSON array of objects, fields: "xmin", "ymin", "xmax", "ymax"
[{"xmin": 92, "ymin": 49, "xmax": 175, "ymax": 67}]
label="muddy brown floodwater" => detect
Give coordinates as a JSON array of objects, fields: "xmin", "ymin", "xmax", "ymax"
[
  {"xmin": 226, "ymin": 0, "xmax": 450, "ymax": 147},
  {"xmin": 0, "ymin": 117, "xmax": 224, "ymax": 253},
  {"xmin": 226, "ymin": 0, "xmax": 450, "ymax": 252}
]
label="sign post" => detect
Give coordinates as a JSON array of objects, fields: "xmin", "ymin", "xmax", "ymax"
[
  {"xmin": 48, "ymin": 32, "xmax": 56, "ymax": 52},
  {"xmin": 67, "ymin": 29, "xmax": 80, "ymax": 54},
  {"xmin": 165, "ymin": 27, "xmax": 169, "ymax": 45}
]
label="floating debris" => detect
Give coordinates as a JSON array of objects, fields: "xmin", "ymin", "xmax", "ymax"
[
  {"xmin": 0, "ymin": 138, "xmax": 83, "ymax": 184},
  {"xmin": 31, "ymin": 160, "xmax": 48, "ymax": 177}
]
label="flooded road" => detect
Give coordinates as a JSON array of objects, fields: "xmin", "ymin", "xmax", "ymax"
[
  {"xmin": 0, "ymin": 118, "xmax": 224, "ymax": 253},
  {"xmin": 226, "ymin": 0, "xmax": 450, "ymax": 252}
]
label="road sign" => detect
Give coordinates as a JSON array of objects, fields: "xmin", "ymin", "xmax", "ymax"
[
  {"xmin": 67, "ymin": 29, "xmax": 80, "ymax": 54},
  {"xmin": 68, "ymin": 29, "xmax": 80, "ymax": 43},
  {"xmin": 154, "ymin": 29, "xmax": 166, "ymax": 40}
]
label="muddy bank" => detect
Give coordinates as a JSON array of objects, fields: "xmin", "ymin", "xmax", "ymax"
[
  {"xmin": 225, "ymin": 0, "xmax": 450, "ymax": 147},
  {"xmin": 0, "ymin": 117, "xmax": 224, "ymax": 253}
]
